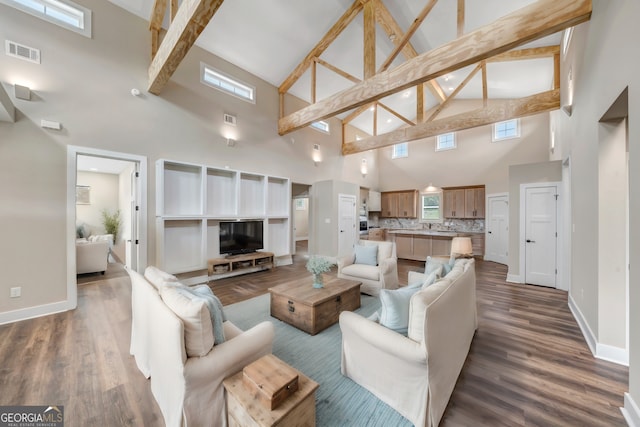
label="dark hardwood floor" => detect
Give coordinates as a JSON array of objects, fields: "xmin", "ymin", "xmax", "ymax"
[{"xmin": 0, "ymin": 242, "xmax": 628, "ymax": 426}]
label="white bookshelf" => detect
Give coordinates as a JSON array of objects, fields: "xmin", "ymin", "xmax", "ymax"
[{"xmin": 156, "ymin": 159, "xmax": 292, "ymax": 278}]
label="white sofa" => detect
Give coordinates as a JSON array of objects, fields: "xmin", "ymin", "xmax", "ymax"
[
  {"xmin": 337, "ymin": 240, "xmax": 399, "ymax": 296},
  {"xmin": 128, "ymin": 267, "xmax": 275, "ymax": 427},
  {"xmin": 75, "ymin": 239, "xmax": 110, "ymax": 274},
  {"xmin": 339, "ymin": 258, "xmax": 477, "ymax": 427}
]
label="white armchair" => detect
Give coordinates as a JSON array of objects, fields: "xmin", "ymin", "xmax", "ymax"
[
  {"xmin": 76, "ymin": 239, "xmax": 110, "ymax": 274},
  {"xmin": 337, "ymin": 240, "xmax": 399, "ymax": 296}
]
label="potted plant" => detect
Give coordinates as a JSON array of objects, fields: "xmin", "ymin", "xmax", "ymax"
[
  {"xmin": 306, "ymin": 256, "xmax": 333, "ymax": 289},
  {"xmin": 101, "ymin": 209, "xmax": 121, "ymax": 244}
]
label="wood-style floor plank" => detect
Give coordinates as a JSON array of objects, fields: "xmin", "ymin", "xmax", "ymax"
[{"xmin": 0, "ymin": 242, "xmax": 628, "ymax": 426}]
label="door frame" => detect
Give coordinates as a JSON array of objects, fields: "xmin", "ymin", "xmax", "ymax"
[
  {"xmin": 485, "ymin": 192, "xmax": 509, "ymax": 264},
  {"xmin": 67, "ymin": 145, "xmax": 148, "ymax": 310},
  {"xmin": 518, "ymin": 182, "xmax": 564, "ymax": 289}
]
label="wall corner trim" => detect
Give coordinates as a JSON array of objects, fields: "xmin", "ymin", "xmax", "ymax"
[
  {"xmin": 596, "ymin": 342, "xmax": 629, "ymax": 366},
  {"xmin": 622, "ymin": 393, "xmax": 640, "ymax": 427}
]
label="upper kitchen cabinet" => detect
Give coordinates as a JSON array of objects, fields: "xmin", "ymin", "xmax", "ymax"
[
  {"xmin": 443, "ymin": 186, "xmax": 485, "ymax": 219},
  {"xmin": 380, "ymin": 190, "xmax": 418, "ymax": 218}
]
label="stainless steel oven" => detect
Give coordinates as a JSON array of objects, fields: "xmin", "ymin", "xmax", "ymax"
[{"xmin": 359, "ymin": 216, "xmax": 368, "ymax": 235}]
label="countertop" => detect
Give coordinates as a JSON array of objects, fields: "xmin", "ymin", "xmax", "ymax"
[{"xmin": 386, "ymin": 229, "xmax": 472, "ymax": 237}]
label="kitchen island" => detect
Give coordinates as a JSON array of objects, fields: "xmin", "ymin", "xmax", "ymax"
[{"xmin": 386, "ymin": 229, "xmax": 481, "ymax": 261}]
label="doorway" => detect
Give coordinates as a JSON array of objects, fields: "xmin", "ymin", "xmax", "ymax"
[
  {"xmin": 519, "ymin": 183, "xmax": 561, "ymax": 288},
  {"xmin": 66, "ymin": 146, "xmax": 147, "ymax": 310},
  {"xmin": 291, "ymin": 183, "xmax": 311, "ymax": 258},
  {"xmin": 485, "ymin": 193, "xmax": 509, "ymax": 265}
]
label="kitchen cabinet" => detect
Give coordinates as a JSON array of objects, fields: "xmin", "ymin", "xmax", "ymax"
[
  {"xmin": 394, "ymin": 234, "xmax": 413, "ymax": 259},
  {"xmin": 368, "ymin": 190, "xmax": 381, "ymax": 212},
  {"xmin": 470, "ymin": 233, "xmax": 485, "ymax": 257},
  {"xmin": 380, "ymin": 190, "xmax": 418, "ymax": 218},
  {"xmin": 443, "ymin": 186, "xmax": 485, "ymax": 219},
  {"xmin": 389, "ymin": 233, "xmax": 455, "ymax": 261},
  {"xmin": 368, "ymin": 228, "xmax": 385, "ymax": 241},
  {"xmin": 464, "ymin": 188, "xmax": 485, "ymax": 218},
  {"xmin": 443, "ymin": 189, "xmax": 465, "ymax": 218}
]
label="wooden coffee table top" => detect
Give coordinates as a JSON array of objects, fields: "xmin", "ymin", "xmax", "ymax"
[{"xmin": 268, "ymin": 276, "xmax": 361, "ymax": 307}]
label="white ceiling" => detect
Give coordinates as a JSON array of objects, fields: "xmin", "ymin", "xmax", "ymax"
[
  {"xmin": 108, "ymin": 0, "xmax": 562, "ymax": 135},
  {"xmin": 77, "ymin": 155, "xmax": 133, "ymax": 174}
]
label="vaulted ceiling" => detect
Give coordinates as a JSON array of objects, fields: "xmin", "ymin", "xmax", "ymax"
[{"xmin": 109, "ymin": 0, "xmax": 591, "ymax": 154}]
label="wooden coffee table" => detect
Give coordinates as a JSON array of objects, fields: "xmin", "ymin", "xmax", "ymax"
[{"xmin": 268, "ymin": 276, "xmax": 361, "ymax": 335}]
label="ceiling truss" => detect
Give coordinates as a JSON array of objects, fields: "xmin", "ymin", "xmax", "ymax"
[{"xmin": 277, "ymin": 0, "xmax": 591, "ymax": 155}]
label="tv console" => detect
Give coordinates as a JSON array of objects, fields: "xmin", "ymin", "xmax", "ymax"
[{"xmin": 207, "ymin": 251, "xmax": 274, "ymax": 281}]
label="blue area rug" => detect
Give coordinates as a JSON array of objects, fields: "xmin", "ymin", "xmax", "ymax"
[{"xmin": 224, "ymin": 293, "xmax": 412, "ymax": 427}]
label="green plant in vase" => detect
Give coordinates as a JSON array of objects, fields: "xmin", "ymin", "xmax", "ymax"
[
  {"xmin": 101, "ymin": 208, "xmax": 122, "ymax": 244},
  {"xmin": 306, "ymin": 256, "xmax": 333, "ymax": 289}
]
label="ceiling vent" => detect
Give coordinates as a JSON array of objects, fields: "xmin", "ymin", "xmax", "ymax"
[
  {"xmin": 223, "ymin": 113, "xmax": 237, "ymax": 126},
  {"xmin": 5, "ymin": 40, "xmax": 40, "ymax": 64}
]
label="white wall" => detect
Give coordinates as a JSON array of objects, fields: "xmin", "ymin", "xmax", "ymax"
[
  {"xmin": 549, "ymin": 0, "xmax": 640, "ymax": 415},
  {"xmin": 76, "ymin": 171, "xmax": 119, "ymax": 236},
  {"xmin": 377, "ymin": 108, "xmax": 551, "ymax": 195}
]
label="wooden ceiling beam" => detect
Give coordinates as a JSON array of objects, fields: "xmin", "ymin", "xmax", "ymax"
[
  {"xmin": 316, "ymin": 58, "xmax": 361, "ymax": 84},
  {"xmin": 487, "ymin": 45, "xmax": 560, "ymax": 62},
  {"xmin": 278, "ymin": 0, "xmax": 364, "ymax": 94},
  {"xmin": 457, "ymin": 0, "xmax": 465, "ymax": 37},
  {"xmin": 481, "ymin": 61, "xmax": 488, "ymax": 107},
  {"xmin": 148, "ymin": 0, "xmax": 225, "ymax": 95},
  {"xmin": 426, "ymin": 63, "xmax": 481, "ymax": 122},
  {"xmin": 363, "ymin": 0, "xmax": 376, "ymax": 79},
  {"xmin": 374, "ymin": 0, "xmax": 445, "ymax": 103},
  {"xmin": 149, "ymin": 0, "xmax": 167, "ymax": 31},
  {"xmin": 278, "ymin": 0, "xmax": 591, "ymax": 135},
  {"xmin": 378, "ymin": 102, "xmax": 415, "ymax": 126},
  {"xmin": 342, "ymin": 89, "xmax": 560, "ymax": 155},
  {"xmin": 379, "ymin": 0, "xmax": 438, "ymax": 71}
]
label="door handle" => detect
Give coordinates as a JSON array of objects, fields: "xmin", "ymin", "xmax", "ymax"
[{"xmin": 526, "ymin": 239, "xmax": 535, "ymax": 243}]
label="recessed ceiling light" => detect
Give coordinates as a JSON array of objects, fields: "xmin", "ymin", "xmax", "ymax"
[
  {"xmin": 369, "ymin": 106, "xmax": 375, "ymax": 111},
  {"xmin": 386, "ymin": 119, "xmax": 392, "ymax": 123},
  {"xmin": 448, "ymin": 87, "xmax": 454, "ymax": 91},
  {"xmin": 402, "ymin": 90, "xmax": 411, "ymax": 98}
]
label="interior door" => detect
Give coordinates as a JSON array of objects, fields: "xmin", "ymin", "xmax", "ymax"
[
  {"xmin": 524, "ymin": 186, "xmax": 557, "ymax": 287},
  {"xmin": 338, "ymin": 194, "xmax": 357, "ymax": 257},
  {"xmin": 486, "ymin": 194, "xmax": 508, "ymax": 265}
]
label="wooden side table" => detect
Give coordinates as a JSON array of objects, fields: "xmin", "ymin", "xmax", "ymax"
[{"xmin": 224, "ymin": 356, "xmax": 319, "ymax": 427}]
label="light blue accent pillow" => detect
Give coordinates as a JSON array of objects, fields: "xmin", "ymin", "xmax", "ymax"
[
  {"xmin": 378, "ymin": 285, "xmax": 422, "ymax": 335},
  {"xmin": 177, "ymin": 285, "xmax": 227, "ymax": 345},
  {"xmin": 425, "ymin": 256, "xmax": 455, "ymax": 277},
  {"xmin": 354, "ymin": 244, "xmax": 378, "ymax": 266}
]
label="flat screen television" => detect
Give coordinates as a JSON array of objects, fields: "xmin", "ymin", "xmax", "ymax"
[{"xmin": 219, "ymin": 220, "xmax": 264, "ymax": 255}]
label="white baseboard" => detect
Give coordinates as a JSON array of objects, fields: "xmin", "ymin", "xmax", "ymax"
[
  {"xmin": 596, "ymin": 342, "xmax": 629, "ymax": 366},
  {"xmin": 0, "ymin": 300, "xmax": 70, "ymax": 325},
  {"xmin": 506, "ymin": 273, "xmax": 523, "ymax": 283},
  {"xmin": 568, "ymin": 295, "xmax": 629, "ymax": 366},
  {"xmin": 568, "ymin": 294, "xmax": 597, "ymax": 355},
  {"xmin": 622, "ymin": 393, "xmax": 640, "ymax": 427},
  {"xmin": 275, "ymin": 255, "xmax": 293, "ymax": 266}
]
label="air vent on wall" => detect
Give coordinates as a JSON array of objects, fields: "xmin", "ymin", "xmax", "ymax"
[
  {"xmin": 223, "ymin": 113, "xmax": 237, "ymax": 126},
  {"xmin": 5, "ymin": 40, "xmax": 40, "ymax": 64}
]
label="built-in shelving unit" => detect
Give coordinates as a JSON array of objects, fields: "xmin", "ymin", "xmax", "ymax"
[{"xmin": 156, "ymin": 159, "xmax": 292, "ymax": 282}]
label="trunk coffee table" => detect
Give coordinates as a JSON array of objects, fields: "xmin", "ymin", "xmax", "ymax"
[{"xmin": 268, "ymin": 276, "xmax": 361, "ymax": 335}]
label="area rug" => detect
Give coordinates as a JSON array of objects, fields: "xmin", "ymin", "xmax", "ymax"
[{"xmin": 224, "ymin": 293, "xmax": 412, "ymax": 427}]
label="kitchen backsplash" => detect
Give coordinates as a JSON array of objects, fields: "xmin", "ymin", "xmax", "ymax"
[{"xmin": 370, "ymin": 215, "xmax": 484, "ymax": 232}]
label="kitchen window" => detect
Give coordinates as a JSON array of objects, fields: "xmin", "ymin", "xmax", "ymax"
[{"xmin": 420, "ymin": 192, "xmax": 442, "ymax": 222}]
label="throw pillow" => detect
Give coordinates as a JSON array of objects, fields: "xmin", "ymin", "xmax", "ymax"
[
  {"xmin": 144, "ymin": 266, "xmax": 180, "ymax": 289},
  {"xmin": 425, "ymin": 256, "xmax": 454, "ymax": 277},
  {"xmin": 191, "ymin": 285, "xmax": 226, "ymax": 345},
  {"xmin": 421, "ymin": 267, "xmax": 441, "ymax": 289},
  {"xmin": 159, "ymin": 286, "xmax": 214, "ymax": 357},
  {"xmin": 354, "ymin": 244, "xmax": 378, "ymax": 266},
  {"xmin": 378, "ymin": 285, "xmax": 422, "ymax": 335}
]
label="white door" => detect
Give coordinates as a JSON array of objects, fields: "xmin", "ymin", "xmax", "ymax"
[
  {"xmin": 338, "ymin": 194, "xmax": 357, "ymax": 257},
  {"xmin": 524, "ymin": 186, "xmax": 557, "ymax": 287},
  {"xmin": 485, "ymin": 194, "xmax": 508, "ymax": 265}
]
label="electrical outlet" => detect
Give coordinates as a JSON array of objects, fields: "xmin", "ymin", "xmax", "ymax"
[{"xmin": 10, "ymin": 287, "xmax": 21, "ymax": 298}]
